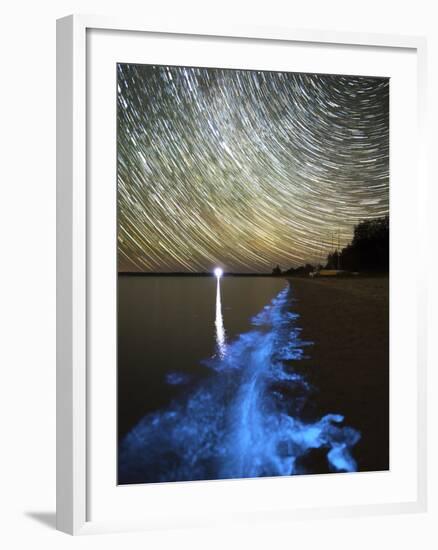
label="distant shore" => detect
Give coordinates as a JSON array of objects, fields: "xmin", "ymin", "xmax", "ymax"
[
  {"xmin": 118, "ymin": 271, "xmax": 388, "ymax": 278},
  {"xmin": 118, "ymin": 271, "xmax": 273, "ymax": 277},
  {"xmin": 286, "ymin": 276, "xmax": 389, "ymax": 473}
]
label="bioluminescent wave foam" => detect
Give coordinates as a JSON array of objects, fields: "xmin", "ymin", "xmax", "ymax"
[{"xmin": 118, "ymin": 285, "xmax": 360, "ymax": 484}]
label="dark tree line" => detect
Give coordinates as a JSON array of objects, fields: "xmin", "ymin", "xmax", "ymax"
[
  {"xmin": 273, "ymin": 263, "xmax": 319, "ymax": 276},
  {"xmin": 272, "ymin": 216, "xmax": 389, "ymax": 275},
  {"xmin": 326, "ymin": 216, "xmax": 389, "ymax": 272}
]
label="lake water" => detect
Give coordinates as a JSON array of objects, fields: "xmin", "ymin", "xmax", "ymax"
[{"xmin": 118, "ymin": 275, "xmax": 360, "ymax": 484}]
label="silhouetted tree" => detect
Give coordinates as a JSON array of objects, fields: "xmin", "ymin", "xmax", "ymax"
[
  {"xmin": 272, "ymin": 265, "xmax": 282, "ymax": 276},
  {"xmin": 326, "ymin": 216, "xmax": 389, "ymax": 273},
  {"xmin": 284, "ymin": 263, "xmax": 315, "ymax": 277},
  {"xmin": 325, "ymin": 250, "xmax": 339, "ymax": 270}
]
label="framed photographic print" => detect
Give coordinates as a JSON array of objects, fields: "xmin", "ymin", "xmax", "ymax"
[{"xmin": 57, "ymin": 15, "xmax": 427, "ymax": 534}]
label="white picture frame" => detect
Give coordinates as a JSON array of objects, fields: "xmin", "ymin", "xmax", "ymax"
[{"xmin": 56, "ymin": 14, "xmax": 428, "ymax": 535}]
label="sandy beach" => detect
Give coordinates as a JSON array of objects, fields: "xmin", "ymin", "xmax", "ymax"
[{"xmin": 287, "ymin": 276, "xmax": 389, "ymax": 473}]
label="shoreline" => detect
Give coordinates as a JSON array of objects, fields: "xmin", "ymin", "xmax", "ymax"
[{"xmin": 286, "ymin": 276, "xmax": 389, "ymax": 472}]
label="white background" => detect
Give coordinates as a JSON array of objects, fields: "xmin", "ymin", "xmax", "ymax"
[{"xmin": 0, "ymin": 0, "xmax": 436, "ymax": 548}]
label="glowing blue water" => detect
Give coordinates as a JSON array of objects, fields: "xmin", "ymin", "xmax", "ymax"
[{"xmin": 118, "ymin": 284, "xmax": 360, "ymax": 484}]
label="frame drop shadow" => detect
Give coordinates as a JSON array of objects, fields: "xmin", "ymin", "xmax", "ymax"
[{"xmin": 25, "ymin": 511, "xmax": 56, "ymax": 530}]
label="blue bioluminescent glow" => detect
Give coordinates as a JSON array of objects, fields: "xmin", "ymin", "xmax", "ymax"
[
  {"xmin": 165, "ymin": 371, "xmax": 192, "ymax": 386},
  {"xmin": 118, "ymin": 285, "xmax": 360, "ymax": 484}
]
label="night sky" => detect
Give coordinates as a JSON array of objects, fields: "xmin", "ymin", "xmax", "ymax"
[{"xmin": 117, "ymin": 64, "xmax": 389, "ymax": 273}]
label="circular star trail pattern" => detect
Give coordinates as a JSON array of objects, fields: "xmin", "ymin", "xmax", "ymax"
[{"xmin": 117, "ymin": 64, "xmax": 389, "ymax": 273}]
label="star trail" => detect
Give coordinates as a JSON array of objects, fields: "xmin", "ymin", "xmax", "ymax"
[{"xmin": 117, "ymin": 64, "xmax": 389, "ymax": 273}]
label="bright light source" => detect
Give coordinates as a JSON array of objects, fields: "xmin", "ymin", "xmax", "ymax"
[{"xmin": 214, "ymin": 267, "xmax": 223, "ymax": 279}]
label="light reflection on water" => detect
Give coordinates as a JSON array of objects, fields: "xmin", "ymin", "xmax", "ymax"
[
  {"xmin": 215, "ymin": 278, "xmax": 227, "ymax": 359},
  {"xmin": 118, "ymin": 283, "xmax": 360, "ymax": 484}
]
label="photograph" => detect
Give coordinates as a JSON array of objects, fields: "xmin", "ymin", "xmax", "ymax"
[{"xmin": 116, "ymin": 63, "xmax": 389, "ymax": 485}]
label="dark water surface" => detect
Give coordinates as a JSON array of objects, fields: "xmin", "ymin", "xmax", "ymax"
[
  {"xmin": 118, "ymin": 276, "xmax": 286, "ymax": 439},
  {"xmin": 118, "ymin": 275, "xmax": 360, "ymax": 484}
]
